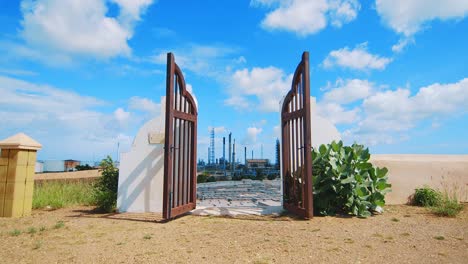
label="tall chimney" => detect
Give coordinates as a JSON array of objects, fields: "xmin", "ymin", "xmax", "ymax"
[
  {"xmin": 228, "ymin": 133, "xmax": 232, "ymax": 167},
  {"xmin": 232, "ymin": 139, "xmax": 236, "ymax": 172},
  {"xmin": 223, "ymin": 137, "xmax": 226, "ymax": 176},
  {"xmin": 244, "ymin": 146, "xmax": 247, "ymax": 166}
]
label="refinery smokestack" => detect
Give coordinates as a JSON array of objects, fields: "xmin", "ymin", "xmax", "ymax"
[
  {"xmin": 232, "ymin": 139, "xmax": 236, "ymax": 173},
  {"xmin": 228, "ymin": 133, "xmax": 232, "ymax": 167},
  {"xmin": 244, "ymin": 146, "xmax": 247, "ymax": 165},
  {"xmin": 223, "ymin": 137, "xmax": 226, "ymax": 176}
]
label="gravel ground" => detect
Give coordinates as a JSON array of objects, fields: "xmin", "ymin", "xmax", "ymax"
[{"xmin": 0, "ymin": 205, "xmax": 466, "ymax": 263}]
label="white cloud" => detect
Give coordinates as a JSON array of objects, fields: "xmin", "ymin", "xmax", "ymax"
[
  {"xmin": 208, "ymin": 126, "xmax": 227, "ymax": 134},
  {"xmin": 0, "ymin": 75, "xmax": 150, "ymax": 160},
  {"xmin": 252, "ymin": 0, "xmax": 360, "ymax": 36},
  {"xmin": 328, "ymin": 0, "xmax": 361, "ymax": 27},
  {"xmin": 322, "ymin": 78, "xmax": 374, "ymax": 104},
  {"xmin": 323, "ymin": 43, "xmax": 392, "ymax": 70},
  {"xmin": 0, "ymin": 68, "xmax": 38, "ymax": 77},
  {"xmin": 376, "ymin": 0, "xmax": 468, "ymax": 37},
  {"xmin": 225, "ymin": 66, "xmax": 292, "ymax": 112},
  {"xmin": 114, "ymin": 108, "xmax": 131, "ymax": 123},
  {"xmin": 150, "ymin": 44, "xmax": 238, "ymax": 77},
  {"xmin": 273, "ymin": 125, "xmax": 281, "ymax": 138},
  {"xmin": 18, "ymin": 0, "xmax": 153, "ymax": 63},
  {"xmin": 128, "ymin": 96, "xmax": 161, "ymax": 116},
  {"xmin": 317, "ymin": 102, "xmax": 360, "ymax": 125},
  {"xmin": 224, "ymin": 96, "xmax": 250, "ymax": 110},
  {"xmin": 111, "ymin": 0, "xmax": 153, "ymax": 25},
  {"xmin": 185, "ymin": 83, "xmax": 199, "ymax": 110},
  {"xmin": 391, "ymin": 37, "xmax": 415, "ymax": 53},
  {"xmin": 242, "ymin": 127, "xmax": 263, "ymax": 145},
  {"xmin": 342, "ymin": 78, "xmax": 468, "ymax": 145}
]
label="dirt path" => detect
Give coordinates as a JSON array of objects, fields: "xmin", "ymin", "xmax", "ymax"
[{"xmin": 1, "ymin": 205, "xmax": 467, "ymax": 263}]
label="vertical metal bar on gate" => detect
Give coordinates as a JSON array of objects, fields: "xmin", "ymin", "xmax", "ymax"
[
  {"xmin": 302, "ymin": 52, "xmax": 313, "ymax": 219},
  {"xmin": 163, "ymin": 53, "xmax": 175, "ymax": 219},
  {"xmin": 281, "ymin": 51, "xmax": 313, "ymax": 219}
]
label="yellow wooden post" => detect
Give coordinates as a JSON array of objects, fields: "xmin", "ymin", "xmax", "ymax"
[{"xmin": 0, "ymin": 133, "xmax": 41, "ymax": 217}]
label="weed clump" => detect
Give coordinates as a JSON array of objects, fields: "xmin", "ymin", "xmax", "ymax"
[
  {"xmin": 54, "ymin": 221, "xmax": 65, "ymax": 229},
  {"xmin": 412, "ymin": 186, "xmax": 464, "ymax": 217},
  {"xmin": 27, "ymin": 227, "xmax": 37, "ymax": 234},
  {"xmin": 431, "ymin": 195, "xmax": 463, "ymax": 217},
  {"xmin": 413, "ymin": 186, "xmax": 442, "ymax": 207},
  {"xmin": 9, "ymin": 229, "xmax": 21, "ymax": 236}
]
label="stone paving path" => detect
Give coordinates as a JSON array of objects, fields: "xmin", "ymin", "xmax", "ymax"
[{"xmin": 192, "ymin": 179, "xmax": 283, "ymax": 216}]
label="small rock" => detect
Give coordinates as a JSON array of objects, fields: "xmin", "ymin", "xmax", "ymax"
[{"xmin": 373, "ymin": 206, "xmax": 384, "ymax": 214}]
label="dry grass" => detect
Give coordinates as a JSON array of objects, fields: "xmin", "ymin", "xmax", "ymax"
[{"xmin": 0, "ymin": 205, "xmax": 466, "ymax": 263}]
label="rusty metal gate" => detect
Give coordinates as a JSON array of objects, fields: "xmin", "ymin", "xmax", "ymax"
[
  {"xmin": 163, "ymin": 53, "xmax": 198, "ymax": 220},
  {"xmin": 281, "ymin": 52, "xmax": 313, "ymax": 219}
]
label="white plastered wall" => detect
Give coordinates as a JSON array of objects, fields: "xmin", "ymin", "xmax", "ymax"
[{"xmin": 117, "ymin": 97, "xmax": 166, "ymax": 213}]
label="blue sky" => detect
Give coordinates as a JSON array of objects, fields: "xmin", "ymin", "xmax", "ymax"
[{"xmin": 0, "ymin": 0, "xmax": 467, "ymax": 163}]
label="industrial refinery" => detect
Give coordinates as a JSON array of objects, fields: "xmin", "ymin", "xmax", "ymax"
[{"xmin": 197, "ymin": 128, "xmax": 280, "ymax": 181}]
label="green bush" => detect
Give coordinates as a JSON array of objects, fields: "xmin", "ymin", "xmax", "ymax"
[
  {"xmin": 255, "ymin": 169, "xmax": 265, "ymax": 181},
  {"xmin": 267, "ymin": 174, "xmax": 277, "ymax": 180},
  {"xmin": 413, "ymin": 186, "xmax": 442, "ymax": 207},
  {"xmin": 431, "ymin": 195, "xmax": 463, "ymax": 217},
  {"xmin": 312, "ymin": 141, "xmax": 391, "ymax": 217},
  {"xmin": 33, "ymin": 181, "xmax": 95, "ymax": 209},
  {"xmin": 75, "ymin": 164, "xmax": 94, "ymax": 171},
  {"xmin": 197, "ymin": 174, "xmax": 208, "ymax": 183},
  {"xmin": 93, "ymin": 156, "xmax": 118, "ymax": 212},
  {"xmin": 206, "ymin": 176, "xmax": 216, "ymax": 182}
]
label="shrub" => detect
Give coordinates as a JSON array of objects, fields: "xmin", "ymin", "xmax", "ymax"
[
  {"xmin": 75, "ymin": 164, "xmax": 94, "ymax": 171},
  {"xmin": 312, "ymin": 141, "xmax": 391, "ymax": 217},
  {"xmin": 413, "ymin": 186, "xmax": 442, "ymax": 207},
  {"xmin": 412, "ymin": 186, "xmax": 463, "ymax": 217},
  {"xmin": 206, "ymin": 176, "xmax": 216, "ymax": 182},
  {"xmin": 267, "ymin": 174, "xmax": 277, "ymax": 180},
  {"xmin": 431, "ymin": 197, "xmax": 463, "ymax": 217},
  {"xmin": 231, "ymin": 174, "xmax": 242, "ymax": 181},
  {"xmin": 255, "ymin": 169, "xmax": 265, "ymax": 181},
  {"xmin": 93, "ymin": 156, "xmax": 119, "ymax": 212},
  {"xmin": 197, "ymin": 174, "xmax": 208, "ymax": 183}
]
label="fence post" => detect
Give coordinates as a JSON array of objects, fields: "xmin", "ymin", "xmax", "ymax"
[{"xmin": 0, "ymin": 133, "xmax": 41, "ymax": 217}]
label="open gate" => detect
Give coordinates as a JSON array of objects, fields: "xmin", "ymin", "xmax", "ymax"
[
  {"xmin": 163, "ymin": 53, "xmax": 198, "ymax": 220},
  {"xmin": 281, "ymin": 52, "xmax": 313, "ymax": 219}
]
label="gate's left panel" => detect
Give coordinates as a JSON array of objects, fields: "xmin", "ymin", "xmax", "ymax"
[{"xmin": 163, "ymin": 53, "xmax": 198, "ymax": 220}]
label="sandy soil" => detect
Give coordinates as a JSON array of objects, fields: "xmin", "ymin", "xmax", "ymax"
[{"xmin": 0, "ymin": 205, "xmax": 467, "ymax": 264}]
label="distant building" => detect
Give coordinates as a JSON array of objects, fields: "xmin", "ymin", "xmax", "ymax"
[
  {"xmin": 246, "ymin": 159, "xmax": 269, "ymax": 169},
  {"xmin": 41, "ymin": 159, "xmax": 92, "ymax": 172},
  {"xmin": 35, "ymin": 161, "xmax": 44, "ymax": 173},
  {"xmin": 43, "ymin": 160, "xmax": 65, "ymax": 172},
  {"xmin": 64, "ymin": 159, "xmax": 80, "ymax": 171}
]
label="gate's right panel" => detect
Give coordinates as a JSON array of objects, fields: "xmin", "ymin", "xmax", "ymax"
[{"xmin": 281, "ymin": 52, "xmax": 313, "ymax": 219}]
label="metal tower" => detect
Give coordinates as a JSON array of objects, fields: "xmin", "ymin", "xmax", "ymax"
[
  {"xmin": 244, "ymin": 146, "xmax": 247, "ymax": 165},
  {"xmin": 209, "ymin": 127, "xmax": 215, "ymax": 165},
  {"xmin": 228, "ymin": 133, "xmax": 232, "ymax": 167},
  {"xmin": 223, "ymin": 137, "xmax": 226, "ymax": 176},
  {"xmin": 232, "ymin": 139, "xmax": 236, "ymax": 173}
]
